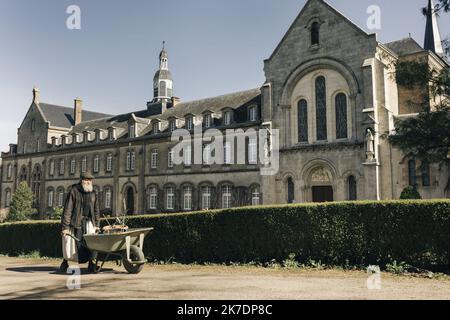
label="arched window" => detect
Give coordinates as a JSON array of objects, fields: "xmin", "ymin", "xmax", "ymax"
[
  {"xmin": 183, "ymin": 186, "xmax": 192, "ymax": 211},
  {"xmin": 297, "ymin": 99, "xmax": 308, "ymax": 142},
  {"xmin": 251, "ymin": 187, "xmax": 260, "ymax": 206},
  {"xmin": 221, "ymin": 185, "xmax": 232, "ymax": 209},
  {"xmin": 159, "ymin": 81, "xmax": 167, "ymax": 97},
  {"xmin": 5, "ymin": 190, "xmax": 11, "ymax": 207},
  {"xmin": 311, "ymin": 22, "xmax": 320, "ymax": 46},
  {"xmin": 166, "ymin": 186, "xmax": 175, "ymax": 210},
  {"xmin": 148, "ymin": 186, "xmax": 157, "ymax": 210},
  {"xmin": 421, "ymin": 160, "xmax": 431, "ymax": 187},
  {"xmin": 7, "ymin": 164, "xmax": 12, "ymax": 179},
  {"xmin": 47, "ymin": 189, "xmax": 54, "ymax": 208},
  {"xmin": 31, "ymin": 119, "xmax": 36, "ymax": 132},
  {"xmin": 57, "ymin": 188, "xmax": 65, "ymax": 207},
  {"xmin": 287, "ymin": 177, "xmax": 295, "ymax": 204},
  {"xmin": 315, "ymin": 76, "xmax": 327, "ymax": 141},
  {"xmin": 335, "ymin": 93, "xmax": 348, "ymax": 139},
  {"xmin": 348, "ymin": 175, "xmax": 357, "ymax": 201},
  {"xmin": 32, "ymin": 166, "xmax": 41, "ymax": 207},
  {"xmin": 408, "ymin": 160, "xmax": 416, "ymax": 186},
  {"xmin": 19, "ymin": 166, "xmax": 27, "ymax": 183},
  {"xmin": 201, "ymin": 186, "xmax": 212, "ymax": 210}
]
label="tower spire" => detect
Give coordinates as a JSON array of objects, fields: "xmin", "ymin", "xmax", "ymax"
[
  {"xmin": 424, "ymin": 0, "xmax": 444, "ymax": 56},
  {"xmin": 153, "ymin": 41, "xmax": 173, "ymax": 102}
]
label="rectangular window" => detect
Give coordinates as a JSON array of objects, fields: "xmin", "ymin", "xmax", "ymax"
[
  {"xmin": 202, "ymin": 186, "xmax": 211, "ymax": 210},
  {"xmin": 248, "ymin": 138, "xmax": 258, "ymax": 164},
  {"xmin": 186, "ymin": 117, "xmax": 193, "ymax": 131},
  {"xmin": 222, "ymin": 185, "xmax": 232, "ymax": 209},
  {"xmin": 169, "ymin": 120, "xmax": 176, "ymax": 132},
  {"xmin": 7, "ymin": 165, "xmax": 12, "ymax": 179},
  {"xmin": 166, "ymin": 187, "xmax": 174, "ymax": 210},
  {"xmin": 57, "ymin": 191, "xmax": 64, "ymax": 207},
  {"xmin": 168, "ymin": 149, "xmax": 174, "ymax": 168},
  {"xmin": 204, "ymin": 114, "xmax": 212, "ymax": 128},
  {"xmin": 184, "ymin": 145, "xmax": 192, "ymax": 166},
  {"xmin": 148, "ymin": 187, "xmax": 157, "ymax": 209},
  {"xmin": 106, "ymin": 154, "xmax": 113, "ymax": 172},
  {"xmin": 224, "ymin": 141, "xmax": 232, "ymax": 165},
  {"xmin": 224, "ymin": 111, "xmax": 232, "ymax": 125},
  {"xmin": 153, "ymin": 122, "xmax": 159, "ymax": 134},
  {"xmin": 48, "ymin": 191, "xmax": 54, "ymax": 207},
  {"xmin": 59, "ymin": 159, "xmax": 65, "ymax": 175},
  {"xmin": 105, "ymin": 189, "xmax": 112, "ymax": 209},
  {"xmin": 183, "ymin": 186, "xmax": 192, "ymax": 211},
  {"xmin": 131, "ymin": 151, "xmax": 136, "ymax": 170},
  {"xmin": 49, "ymin": 161, "xmax": 55, "ymax": 176},
  {"xmin": 203, "ymin": 144, "xmax": 211, "ymax": 165},
  {"xmin": 93, "ymin": 156, "xmax": 100, "ymax": 173},
  {"xmin": 81, "ymin": 157, "xmax": 87, "ymax": 173},
  {"xmin": 252, "ymin": 188, "xmax": 260, "ymax": 206},
  {"xmin": 249, "ymin": 106, "xmax": 257, "ymax": 121},
  {"xmin": 151, "ymin": 149, "xmax": 158, "ymax": 169},
  {"xmin": 70, "ymin": 159, "xmax": 76, "ymax": 174},
  {"xmin": 129, "ymin": 124, "xmax": 135, "ymax": 138}
]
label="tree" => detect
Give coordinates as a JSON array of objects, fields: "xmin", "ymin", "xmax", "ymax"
[
  {"xmin": 400, "ymin": 186, "xmax": 422, "ymax": 200},
  {"xmin": 389, "ymin": 5, "xmax": 450, "ymax": 194},
  {"xmin": 7, "ymin": 182, "xmax": 35, "ymax": 222}
]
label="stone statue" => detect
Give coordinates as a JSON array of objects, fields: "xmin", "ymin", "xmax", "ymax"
[{"xmin": 365, "ymin": 129, "xmax": 375, "ymax": 161}]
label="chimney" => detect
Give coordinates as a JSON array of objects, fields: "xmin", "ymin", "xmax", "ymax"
[
  {"xmin": 32, "ymin": 87, "xmax": 40, "ymax": 105},
  {"xmin": 74, "ymin": 98, "xmax": 83, "ymax": 125},
  {"xmin": 171, "ymin": 96, "xmax": 181, "ymax": 107}
]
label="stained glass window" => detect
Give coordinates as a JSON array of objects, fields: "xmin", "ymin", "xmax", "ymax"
[
  {"xmin": 315, "ymin": 76, "xmax": 327, "ymax": 141},
  {"xmin": 297, "ymin": 99, "xmax": 308, "ymax": 142},
  {"xmin": 335, "ymin": 93, "xmax": 348, "ymax": 139}
]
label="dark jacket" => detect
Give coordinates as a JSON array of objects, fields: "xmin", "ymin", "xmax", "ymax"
[{"xmin": 61, "ymin": 184, "xmax": 100, "ymax": 230}]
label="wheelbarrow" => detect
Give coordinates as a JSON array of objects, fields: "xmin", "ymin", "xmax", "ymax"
[{"xmin": 69, "ymin": 227, "xmax": 153, "ymax": 274}]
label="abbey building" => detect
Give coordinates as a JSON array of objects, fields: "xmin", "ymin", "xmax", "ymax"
[{"xmin": 1, "ymin": 0, "xmax": 448, "ymax": 218}]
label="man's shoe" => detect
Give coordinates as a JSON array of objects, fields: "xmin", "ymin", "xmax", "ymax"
[
  {"xmin": 88, "ymin": 261, "xmax": 98, "ymax": 273},
  {"xmin": 59, "ymin": 260, "xmax": 69, "ymax": 273}
]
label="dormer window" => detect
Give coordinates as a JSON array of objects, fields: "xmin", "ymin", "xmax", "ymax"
[
  {"xmin": 223, "ymin": 110, "xmax": 233, "ymax": 126},
  {"xmin": 249, "ymin": 106, "xmax": 258, "ymax": 122},
  {"xmin": 152, "ymin": 122, "xmax": 160, "ymax": 134},
  {"xmin": 203, "ymin": 113, "xmax": 212, "ymax": 128},
  {"xmin": 185, "ymin": 116, "xmax": 194, "ymax": 131},
  {"xmin": 169, "ymin": 119, "xmax": 177, "ymax": 132},
  {"xmin": 129, "ymin": 124, "xmax": 136, "ymax": 138},
  {"xmin": 311, "ymin": 21, "xmax": 320, "ymax": 46}
]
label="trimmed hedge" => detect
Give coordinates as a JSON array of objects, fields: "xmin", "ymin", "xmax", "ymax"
[{"xmin": 1, "ymin": 200, "xmax": 450, "ymax": 269}]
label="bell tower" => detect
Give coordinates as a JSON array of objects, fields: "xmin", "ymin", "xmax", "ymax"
[{"xmin": 153, "ymin": 41, "xmax": 173, "ymax": 102}]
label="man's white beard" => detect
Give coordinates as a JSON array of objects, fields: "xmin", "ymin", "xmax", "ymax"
[{"xmin": 81, "ymin": 181, "xmax": 93, "ymax": 193}]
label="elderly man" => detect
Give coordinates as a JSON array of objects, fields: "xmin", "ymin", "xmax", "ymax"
[{"xmin": 60, "ymin": 173, "xmax": 100, "ymax": 273}]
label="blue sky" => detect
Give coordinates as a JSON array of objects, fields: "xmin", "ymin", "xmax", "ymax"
[{"xmin": 0, "ymin": 0, "xmax": 449, "ymax": 151}]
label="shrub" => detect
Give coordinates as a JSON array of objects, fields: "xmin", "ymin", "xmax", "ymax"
[
  {"xmin": 400, "ymin": 186, "xmax": 422, "ymax": 199},
  {"xmin": 7, "ymin": 182, "xmax": 34, "ymax": 222},
  {"xmin": 0, "ymin": 200, "xmax": 449, "ymax": 270}
]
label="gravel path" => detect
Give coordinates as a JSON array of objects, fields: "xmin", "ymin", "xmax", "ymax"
[{"xmin": 0, "ymin": 256, "xmax": 449, "ymax": 300}]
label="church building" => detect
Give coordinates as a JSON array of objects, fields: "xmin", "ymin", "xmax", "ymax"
[{"xmin": 1, "ymin": 0, "xmax": 448, "ymax": 218}]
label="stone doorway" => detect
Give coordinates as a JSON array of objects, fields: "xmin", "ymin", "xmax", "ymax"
[{"xmin": 312, "ymin": 186, "xmax": 334, "ymax": 203}]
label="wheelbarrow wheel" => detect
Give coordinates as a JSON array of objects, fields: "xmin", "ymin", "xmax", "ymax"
[{"xmin": 122, "ymin": 245, "xmax": 145, "ymax": 274}]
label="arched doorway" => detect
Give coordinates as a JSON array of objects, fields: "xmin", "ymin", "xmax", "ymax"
[
  {"xmin": 125, "ymin": 186, "xmax": 135, "ymax": 215},
  {"xmin": 308, "ymin": 166, "xmax": 334, "ymax": 203}
]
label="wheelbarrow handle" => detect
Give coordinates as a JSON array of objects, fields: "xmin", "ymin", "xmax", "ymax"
[{"xmin": 65, "ymin": 233, "xmax": 82, "ymax": 243}]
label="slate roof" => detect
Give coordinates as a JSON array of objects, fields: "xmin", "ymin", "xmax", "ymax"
[
  {"xmin": 384, "ymin": 38, "xmax": 425, "ymax": 56},
  {"xmin": 67, "ymin": 88, "xmax": 261, "ymax": 139},
  {"xmin": 39, "ymin": 103, "xmax": 112, "ymax": 129}
]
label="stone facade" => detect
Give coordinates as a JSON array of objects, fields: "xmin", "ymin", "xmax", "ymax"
[{"xmin": 1, "ymin": 0, "xmax": 449, "ymax": 218}]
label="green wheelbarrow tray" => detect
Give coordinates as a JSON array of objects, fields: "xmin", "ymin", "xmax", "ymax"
[{"xmin": 69, "ymin": 227, "xmax": 154, "ymax": 274}]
